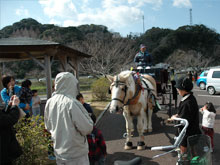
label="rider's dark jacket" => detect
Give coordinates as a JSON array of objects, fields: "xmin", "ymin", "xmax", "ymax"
[
  {"xmin": 134, "ymin": 51, "xmax": 152, "ymax": 67},
  {"xmin": 177, "ymin": 92, "xmax": 201, "ymax": 147}
]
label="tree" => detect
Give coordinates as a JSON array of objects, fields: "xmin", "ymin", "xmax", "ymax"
[
  {"xmin": 70, "ymin": 32, "xmax": 137, "ymax": 76},
  {"xmin": 165, "ymin": 50, "xmax": 213, "ymax": 70}
]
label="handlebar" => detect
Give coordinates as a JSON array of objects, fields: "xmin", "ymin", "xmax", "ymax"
[{"xmin": 151, "ymin": 117, "xmax": 188, "ymax": 158}]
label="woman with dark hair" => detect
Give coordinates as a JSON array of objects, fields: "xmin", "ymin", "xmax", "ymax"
[
  {"xmin": 1, "ymin": 76, "xmax": 20, "ymax": 104},
  {"xmin": 200, "ymin": 102, "xmax": 216, "ymax": 152},
  {"xmin": 171, "ymin": 76, "xmax": 201, "ymax": 158},
  {"xmin": 1, "ymin": 76, "xmax": 30, "ymax": 111}
]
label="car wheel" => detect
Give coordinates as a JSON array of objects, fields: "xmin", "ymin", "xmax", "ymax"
[
  {"xmin": 208, "ymin": 86, "xmax": 215, "ymax": 95},
  {"xmin": 199, "ymin": 82, "xmax": 206, "ymax": 90}
]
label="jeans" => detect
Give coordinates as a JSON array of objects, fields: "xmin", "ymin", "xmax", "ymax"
[
  {"xmin": 32, "ymin": 107, "xmax": 40, "ymax": 116},
  {"xmin": 90, "ymin": 155, "xmax": 106, "ymax": 165}
]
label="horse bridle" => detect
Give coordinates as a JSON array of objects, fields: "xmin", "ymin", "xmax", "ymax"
[
  {"xmin": 111, "ymin": 75, "xmax": 128, "ymax": 106},
  {"xmin": 111, "ymin": 75, "xmax": 142, "ymax": 108}
]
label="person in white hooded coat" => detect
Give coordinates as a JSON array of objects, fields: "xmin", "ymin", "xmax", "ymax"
[{"xmin": 44, "ymin": 72, "xmax": 93, "ymax": 165}]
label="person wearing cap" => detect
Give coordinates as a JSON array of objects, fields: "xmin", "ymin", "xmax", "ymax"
[
  {"xmin": 134, "ymin": 44, "xmax": 152, "ymax": 68},
  {"xmin": 171, "ymin": 76, "xmax": 201, "ymax": 157}
]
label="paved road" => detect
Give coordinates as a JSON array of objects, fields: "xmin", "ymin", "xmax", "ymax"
[{"xmin": 97, "ymin": 86, "xmax": 220, "ymax": 165}]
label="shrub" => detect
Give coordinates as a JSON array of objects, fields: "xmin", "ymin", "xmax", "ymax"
[
  {"xmin": 14, "ymin": 116, "xmax": 49, "ymax": 164},
  {"xmin": 91, "ymin": 77, "xmax": 110, "ymax": 101}
]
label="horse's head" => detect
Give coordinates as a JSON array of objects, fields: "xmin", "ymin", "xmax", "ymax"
[{"xmin": 107, "ymin": 71, "xmax": 135, "ymax": 114}]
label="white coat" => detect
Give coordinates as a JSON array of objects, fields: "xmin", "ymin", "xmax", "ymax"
[{"xmin": 44, "ymin": 72, "xmax": 93, "ymax": 160}]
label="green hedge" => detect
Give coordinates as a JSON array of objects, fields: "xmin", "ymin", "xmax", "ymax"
[
  {"xmin": 14, "ymin": 116, "xmax": 49, "ymax": 164},
  {"xmin": 91, "ymin": 77, "xmax": 110, "ymax": 101}
]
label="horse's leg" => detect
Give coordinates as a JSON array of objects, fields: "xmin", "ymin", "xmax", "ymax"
[
  {"xmin": 137, "ymin": 109, "xmax": 145, "ymax": 150},
  {"xmin": 123, "ymin": 110, "xmax": 133, "ymax": 150},
  {"xmin": 143, "ymin": 109, "xmax": 148, "ymax": 133},
  {"xmin": 147, "ymin": 108, "xmax": 153, "ymax": 132}
]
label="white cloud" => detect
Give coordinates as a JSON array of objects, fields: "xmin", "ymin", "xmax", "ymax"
[
  {"xmin": 49, "ymin": 19, "xmax": 61, "ymax": 25},
  {"xmin": 38, "ymin": 0, "xmax": 163, "ymax": 30},
  {"xmin": 173, "ymin": 0, "xmax": 192, "ymax": 8},
  {"xmin": 63, "ymin": 20, "xmax": 75, "ymax": 27},
  {"xmin": 39, "ymin": 0, "xmax": 77, "ymax": 18},
  {"xmin": 128, "ymin": 0, "xmax": 163, "ymax": 9},
  {"xmin": 15, "ymin": 6, "xmax": 29, "ymax": 16}
]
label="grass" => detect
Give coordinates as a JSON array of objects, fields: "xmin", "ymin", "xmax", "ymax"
[
  {"xmin": 29, "ymin": 77, "xmax": 110, "ymax": 117},
  {"xmin": 29, "ymin": 77, "xmax": 98, "ymax": 95},
  {"xmin": 29, "ymin": 77, "xmax": 109, "ymax": 116},
  {"xmin": 81, "ymin": 91, "xmax": 110, "ymax": 117}
]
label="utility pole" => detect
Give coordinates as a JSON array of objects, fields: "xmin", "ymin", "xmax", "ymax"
[
  {"xmin": 142, "ymin": 15, "xmax": 145, "ymax": 34},
  {"xmin": 189, "ymin": 8, "xmax": 193, "ymax": 25}
]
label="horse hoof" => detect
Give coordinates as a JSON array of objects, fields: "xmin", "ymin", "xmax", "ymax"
[
  {"xmin": 131, "ymin": 129, "xmax": 134, "ymax": 136},
  {"xmin": 148, "ymin": 129, "xmax": 152, "ymax": 133},
  {"xmin": 124, "ymin": 142, "xmax": 133, "ymax": 150},
  {"xmin": 144, "ymin": 129, "xmax": 148, "ymax": 133},
  {"xmin": 137, "ymin": 141, "xmax": 145, "ymax": 150}
]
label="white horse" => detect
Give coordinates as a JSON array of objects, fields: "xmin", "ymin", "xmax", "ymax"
[{"xmin": 107, "ymin": 70, "xmax": 157, "ymax": 150}]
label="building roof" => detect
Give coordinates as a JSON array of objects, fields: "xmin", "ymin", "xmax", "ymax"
[
  {"xmin": 0, "ymin": 37, "xmax": 91, "ymax": 61},
  {"xmin": 0, "ymin": 37, "xmax": 59, "ymax": 46}
]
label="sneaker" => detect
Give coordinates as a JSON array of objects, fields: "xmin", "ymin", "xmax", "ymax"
[{"xmin": 48, "ymin": 155, "xmax": 56, "ymax": 160}]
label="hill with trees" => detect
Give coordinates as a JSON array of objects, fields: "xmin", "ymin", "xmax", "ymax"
[{"xmin": 0, "ymin": 18, "xmax": 220, "ymax": 78}]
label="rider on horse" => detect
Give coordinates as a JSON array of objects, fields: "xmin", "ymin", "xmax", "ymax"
[{"xmin": 134, "ymin": 44, "xmax": 153, "ymax": 68}]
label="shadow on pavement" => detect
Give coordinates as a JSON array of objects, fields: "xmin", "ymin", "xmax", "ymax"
[
  {"xmin": 106, "ymin": 152, "xmax": 159, "ymax": 165},
  {"xmin": 97, "ymin": 111, "xmax": 176, "ymax": 142}
]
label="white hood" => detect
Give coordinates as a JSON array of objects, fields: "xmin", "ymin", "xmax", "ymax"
[{"xmin": 53, "ymin": 72, "xmax": 78, "ymax": 98}]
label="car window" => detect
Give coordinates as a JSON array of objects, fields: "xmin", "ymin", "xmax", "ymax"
[
  {"xmin": 204, "ymin": 72, "xmax": 208, "ymax": 77},
  {"xmin": 212, "ymin": 71, "xmax": 220, "ymax": 78}
]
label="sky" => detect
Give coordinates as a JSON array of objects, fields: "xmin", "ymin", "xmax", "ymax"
[{"xmin": 0, "ymin": 0, "xmax": 220, "ymax": 36}]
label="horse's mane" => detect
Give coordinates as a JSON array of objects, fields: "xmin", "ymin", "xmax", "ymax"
[{"xmin": 118, "ymin": 70, "xmax": 133, "ymax": 79}]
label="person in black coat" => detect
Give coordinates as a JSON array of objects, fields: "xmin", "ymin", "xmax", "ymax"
[
  {"xmin": 171, "ymin": 76, "xmax": 201, "ymax": 156},
  {"xmin": 76, "ymin": 93, "xmax": 94, "ymax": 115},
  {"xmin": 0, "ymin": 95, "xmax": 22, "ymax": 165}
]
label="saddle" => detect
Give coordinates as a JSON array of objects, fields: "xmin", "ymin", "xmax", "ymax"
[{"xmin": 114, "ymin": 157, "xmax": 142, "ymax": 165}]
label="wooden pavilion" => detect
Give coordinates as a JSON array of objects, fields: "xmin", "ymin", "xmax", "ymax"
[{"xmin": 0, "ymin": 37, "xmax": 91, "ymax": 99}]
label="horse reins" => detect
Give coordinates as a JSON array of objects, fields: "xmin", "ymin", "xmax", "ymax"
[{"xmin": 111, "ymin": 75, "xmax": 143, "ymax": 107}]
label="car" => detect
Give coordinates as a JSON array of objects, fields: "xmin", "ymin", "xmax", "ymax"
[
  {"xmin": 87, "ymin": 75, "xmax": 93, "ymax": 78},
  {"xmin": 206, "ymin": 68, "xmax": 220, "ymax": 95},
  {"xmin": 38, "ymin": 77, "xmax": 54, "ymax": 82},
  {"xmin": 196, "ymin": 70, "xmax": 209, "ymax": 90},
  {"xmin": 38, "ymin": 78, "xmax": 46, "ymax": 82}
]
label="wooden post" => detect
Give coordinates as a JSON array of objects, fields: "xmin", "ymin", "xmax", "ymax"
[
  {"xmin": 45, "ymin": 55, "xmax": 52, "ymax": 99},
  {"xmin": 59, "ymin": 55, "xmax": 67, "ymax": 72},
  {"xmin": 68, "ymin": 57, "xmax": 80, "ymax": 91},
  {"xmin": 69, "ymin": 57, "xmax": 80, "ymax": 80}
]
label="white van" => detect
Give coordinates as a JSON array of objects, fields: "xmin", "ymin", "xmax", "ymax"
[{"xmin": 206, "ymin": 68, "xmax": 220, "ymax": 95}]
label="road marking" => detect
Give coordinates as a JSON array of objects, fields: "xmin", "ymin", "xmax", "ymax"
[
  {"xmin": 193, "ymin": 89, "xmax": 206, "ymax": 92},
  {"xmin": 198, "ymin": 95, "xmax": 220, "ymax": 97}
]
